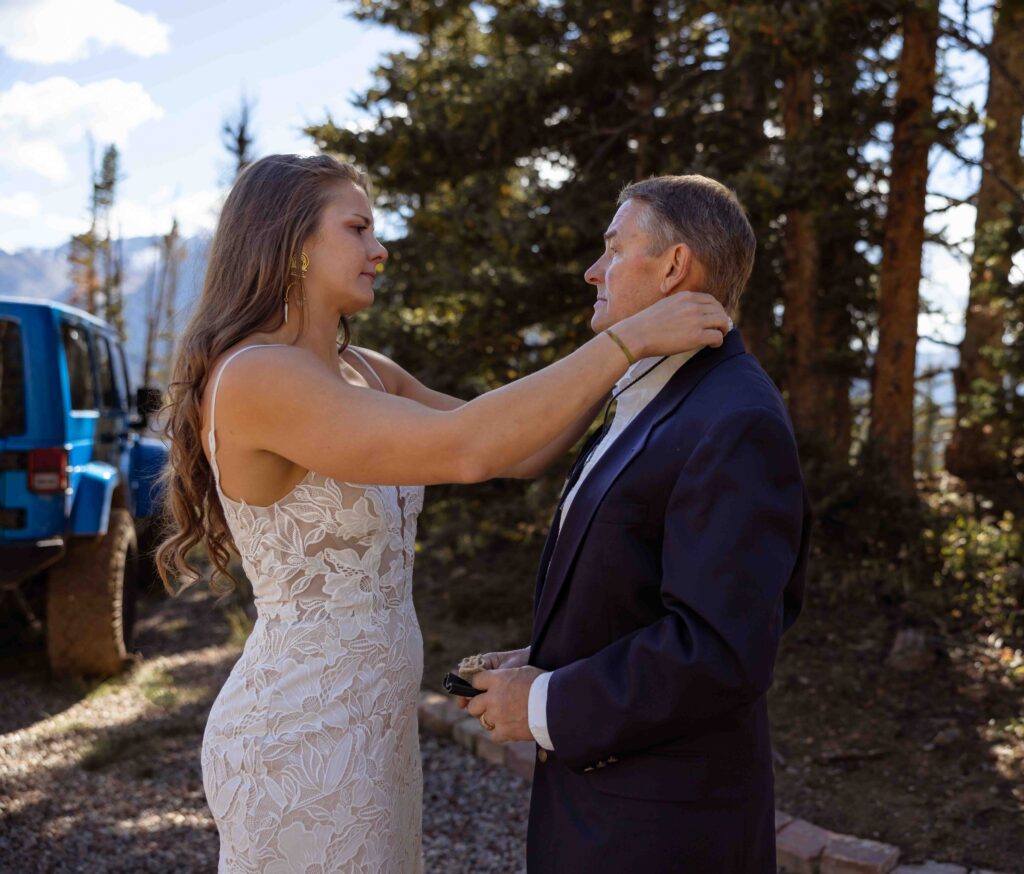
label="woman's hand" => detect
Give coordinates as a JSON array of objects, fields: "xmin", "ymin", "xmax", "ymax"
[{"xmin": 612, "ymin": 291, "xmax": 731, "ymax": 360}]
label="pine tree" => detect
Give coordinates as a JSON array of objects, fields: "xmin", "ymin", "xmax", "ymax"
[
  {"xmin": 222, "ymin": 93, "xmax": 257, "ymax": 182},
  {"xmin": 946, "ymin": 0, "xmax": 1024, "ymax": 485},
  {"xmin": 68, "ymin": 145, "xmax": 123, "ymax": 333},
  {"xmin": 142, "ymin": 219, "xmax": 185, "ymax": 387}
]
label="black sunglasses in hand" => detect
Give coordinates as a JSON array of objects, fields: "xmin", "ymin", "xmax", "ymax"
[{"xmin": 442, "ymin": 672, "xmax": 483, "ymax": 698}]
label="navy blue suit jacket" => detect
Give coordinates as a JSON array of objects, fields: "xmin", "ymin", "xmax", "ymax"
[{"xmin": 526, "ymin": 330, "xmax": 811, "ymax": 873}]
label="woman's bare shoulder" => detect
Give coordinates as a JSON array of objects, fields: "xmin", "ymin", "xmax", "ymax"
[{"xmin": 204, "ymin": 342, "xmax": 333, "ymax": 422}]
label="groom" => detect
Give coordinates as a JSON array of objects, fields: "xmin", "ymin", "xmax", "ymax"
[{"xmin": 466, "ymin": 174, "xmax": 811, "ymax": 873}]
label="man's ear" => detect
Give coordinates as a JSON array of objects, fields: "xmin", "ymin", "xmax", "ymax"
[{"xmin": 660, "ymin": 243, "xmax": 694, "ymax": 295}]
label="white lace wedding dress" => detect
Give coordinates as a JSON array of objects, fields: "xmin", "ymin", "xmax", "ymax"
[{"xmin": 200, "ymin": 344, "xmax": 425, "ymax": 873}]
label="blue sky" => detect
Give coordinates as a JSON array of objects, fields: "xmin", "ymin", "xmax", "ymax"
[{"xmin": 0, "ymin": 0, "xmax": 414, "ymax": 252}]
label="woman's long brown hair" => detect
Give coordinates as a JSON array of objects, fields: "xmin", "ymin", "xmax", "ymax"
[{"xmin": 155, "ymin": 154, "xmax": 369, "ymax": 594}]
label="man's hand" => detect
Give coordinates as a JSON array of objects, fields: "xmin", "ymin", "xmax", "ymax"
[
  {"xmin": 465, "ymin": 666, "xmax": 543, "ymax": 743},
  {"xmin": 454, "ymin": 646, "xmax": 530, "ymax": 711}
]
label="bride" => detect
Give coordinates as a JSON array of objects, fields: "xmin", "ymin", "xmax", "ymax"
[{"xmin": 156, "ymin": 153, "xmax": 730, "ymax": 873}]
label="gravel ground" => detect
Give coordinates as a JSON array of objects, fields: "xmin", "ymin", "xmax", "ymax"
[
  {"xmin": 421, "ymin": 732, "xmax": 529, "ymax": 874},
  {"xmin": 0, "ymin": 587, "xmax": 529, "ymax": 873}
]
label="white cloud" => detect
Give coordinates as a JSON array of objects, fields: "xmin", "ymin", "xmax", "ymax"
[
  {"xmin": 42, "ymin": 213, "xmax": 90, "ymax": 237},
  {"xmin": 4, "ymin": 139, "xmax": 70, "ymax": 181},
  {"xmin": 0, "ymin": 192, "xmax": 41, "ymax": 218},
  {"xmin": 0, "ymin": 77, "xmax": 163, "ymax": 181},
  {"xmin": 0, "ymin": 0, "xmax": 170, "ymax": 64},
  {"xmin": 111, "ymin": 188, "xmax": 223, "ymax": 240}
]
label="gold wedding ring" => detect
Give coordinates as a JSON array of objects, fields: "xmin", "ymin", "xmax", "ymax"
[{"xmin": 480, "ymin": 715, "xmax": 495, "ymax": 731}]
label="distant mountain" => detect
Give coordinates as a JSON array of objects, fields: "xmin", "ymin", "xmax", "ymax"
[{"xmin": 0, "ymin": 235, "xmax": 210, "ymax": 386}]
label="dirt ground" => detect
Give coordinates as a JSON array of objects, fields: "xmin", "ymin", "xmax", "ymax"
[
  {"xmin": 3, "ymin": 558, "xmax": 1021, "ymax": 873},
  {"xmin": 416, "ymin": 570, "xmax": 1024, "ymax": 873},
  {"xmin": 769, "ymin": 602, "xmax": 1023, "ymax": 872}
]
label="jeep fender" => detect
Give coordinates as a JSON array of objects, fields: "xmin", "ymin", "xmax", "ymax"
[
  {"xmin": 69, "ymin": 462, "xmax": 120, "ymax": 536},
  {"xmin": 130, "ymin": 437, "xmax": 168, "ymax": 521}
]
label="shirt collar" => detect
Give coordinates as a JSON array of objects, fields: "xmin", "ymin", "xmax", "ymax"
[{"xmin": 613, "ymin": 348, "xmax": 694, "ymax": 396}]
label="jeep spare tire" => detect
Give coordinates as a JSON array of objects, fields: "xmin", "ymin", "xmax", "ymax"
[{"xmin": 47, "ymin": 509, "xmax": 139, "ymax": 677}]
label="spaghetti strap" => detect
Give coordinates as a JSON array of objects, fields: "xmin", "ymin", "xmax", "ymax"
[
  {"xmin": 208, "ymin": 344, "xmax": 289, "ymax": 489},
  {"xmin": 348, "ymin": 347, "xmax": 388, "ymax": 393}
]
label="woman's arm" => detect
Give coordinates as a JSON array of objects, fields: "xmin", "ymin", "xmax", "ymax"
[
  {"xmin": 351, "ymin": 346, "xmax": 605, "ymax": 478},
  {"xmin": 221, "ymin": 292, "xmax": 728, "ymax": 486},
  {"xmin": 499, "ymin": 397, "xmax": 606, "ymax": 478}
]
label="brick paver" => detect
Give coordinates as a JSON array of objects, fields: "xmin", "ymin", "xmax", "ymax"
[
  {"xmin": 505, "ymin": 741, "xmax": 536, "ymax": 782},
  {"xmin": 776, "ymin": 810, "xmax": 795, "ymax": 832},
  {"xmin": 822, "ymin": 835, "xmax": 900, "ymax": 873},
  {"xmin": 892, "ymin": 863, "xmax": 968, "ymax": 874},
  {"xmin": 777, "ymin": 818, "xmax": 832, "ymax": 873},
  {"xmin": 418, "ymin": 691, "xmax": 463, "ymax": 737},
  {"xmin": 452, "ymin": 717, "xmax": 489, "ymax": 754}
]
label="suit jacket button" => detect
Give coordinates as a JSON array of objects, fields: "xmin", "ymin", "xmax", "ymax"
[
  {"xmin": 596, "ymin": 760, "xmax": 606, "ymax": 768},
  {"xmin": 607, "ymin": 756, "xmax": 619, "ymax": 763},
  {"xmin": 583, "ymin": 766, "xmax": 595, "ymax": 772},
  {"xmin": 537, "ymin": 749, "xmax": 548, "ymax": 763}
]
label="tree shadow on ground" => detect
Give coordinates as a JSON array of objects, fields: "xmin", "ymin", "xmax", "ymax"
[
  {"xmin": 769, "ymin": 598, "xmax": 1024, "ymax": 871},
  {"xmin": 0, "ymin": 586, "xmax": 238, "ymax": 873}
]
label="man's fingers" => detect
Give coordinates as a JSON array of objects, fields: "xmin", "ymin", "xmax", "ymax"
[
  {"xmin": 455, "ymin": 696, "xmax": 468, "ymax": 710},
  {"xmin": 702, "ymin": 328, "xmax": 726, "ymax": 347},
  {"xmin": 471, "ymin": 669, "xmax": 494, "ymax": 691},
  {"xmin": 482, "ymin": 655, "xmax": 506, "ymax": 671},
  {"xmin": 705, "ymin": 312, "xmax": 731, "ymax": 331},
  {"xmin": 466, "ymin": 693, "xmax": 487, "ymax": 718}
]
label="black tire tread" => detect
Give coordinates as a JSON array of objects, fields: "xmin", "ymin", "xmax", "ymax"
[{"xmin": 46, "ymin": 509, "xmax": 137, "ymax": 677}]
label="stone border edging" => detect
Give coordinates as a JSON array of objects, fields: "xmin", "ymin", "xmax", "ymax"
[{"xmin": 418, "ymin": 692, "xmax": 1008, "ymax": 874}]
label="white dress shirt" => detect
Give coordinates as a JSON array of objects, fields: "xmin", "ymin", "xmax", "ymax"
[{"xmin": 528, "ymin": 348, "xmax": 700, "ymax": 751}]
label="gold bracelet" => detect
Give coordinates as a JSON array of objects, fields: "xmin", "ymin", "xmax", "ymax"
[{"xmin": 604, "ymin": 329, "xmax": 637, "ymax": 366}]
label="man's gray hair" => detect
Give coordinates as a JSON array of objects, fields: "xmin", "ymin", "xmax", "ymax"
[{"xmin": 618, "ymin": 175, "xmax": 756, "ymax": 315}]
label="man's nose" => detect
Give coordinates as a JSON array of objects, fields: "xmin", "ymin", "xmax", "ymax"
[{"xmin": 584, "ymin": 260, "xmax": 602, "ymax": 285}]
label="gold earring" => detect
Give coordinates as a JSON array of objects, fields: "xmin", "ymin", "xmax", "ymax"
[{"xmin": 285, "ymin": 253, "xmax": 308, "ymax": 322}]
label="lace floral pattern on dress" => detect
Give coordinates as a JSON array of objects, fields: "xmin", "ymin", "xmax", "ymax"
[{"xmin": 200, "ymin": 346, "xmax": 426, "ymax": 874}]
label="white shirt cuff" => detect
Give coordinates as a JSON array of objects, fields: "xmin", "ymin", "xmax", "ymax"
[{"xmin": 528, "ymin": 670, "xmax": 555, "ymax": 751}]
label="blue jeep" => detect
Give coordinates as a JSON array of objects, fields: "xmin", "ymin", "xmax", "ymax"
[{"xmin": 0, "ymin": 297, "xmax": 167, "ymax": 676}]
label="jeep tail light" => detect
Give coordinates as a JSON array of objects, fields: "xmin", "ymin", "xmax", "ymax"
[{"xmin": 28, "ymin": 448, "xmax": 68, "ymax": 493}]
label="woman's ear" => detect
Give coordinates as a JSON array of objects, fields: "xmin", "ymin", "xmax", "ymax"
[{"xmin": 660, "ymin": 243, "xmax": 693, "ymax": 295}]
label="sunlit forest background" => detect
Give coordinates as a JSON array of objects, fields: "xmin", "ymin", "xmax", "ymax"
[
  {"xmin": 292, "ymin": 0, "xmax": 1023, "ymax": 648},
  {"xmin": 310, "ymin": 5, "xmax": 1024, "ymax": 858}
]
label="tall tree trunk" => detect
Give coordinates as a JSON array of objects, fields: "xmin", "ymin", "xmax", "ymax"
[
  {"xmin": 629, "ymin": 0, "xmax": 657, "ymax": 182},
  {"xmin": 816, "ymin": 47, "xmax": 866, "ymax": 466},
  {"xmin": 781, "ymin": 66, "xmax": 822, "ymax": 444},
  {"xmin": 946, "ymin": 0, "xmax": 1024, "ymax": 481},
  {"xmin": 142, "ymin": 257, "xmax": 160, "ymax": 388},
  {"xmin": 730, "ymin": 54, "xmax": 776, "ymax": 367},
  {"xmin": 869, "ymin": 0, "xmax": 938, "ymax": 490}
]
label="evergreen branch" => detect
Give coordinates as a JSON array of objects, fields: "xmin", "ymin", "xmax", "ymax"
[
  {"xmin": 916, "ymin": 366, "xmax": 954, "ymax": 383},
  {"xmin": 920, "ymin": 335, "xmax": 961, "ymax": 350}
]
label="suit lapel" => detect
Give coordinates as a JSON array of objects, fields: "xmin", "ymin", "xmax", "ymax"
[
  {"xmin": 532, "ymin": 421, "xmax": 611, "ymax": 616},
  {"xmin": 531, "ymin": 331, "xmax": 748, "ymax": 652}
]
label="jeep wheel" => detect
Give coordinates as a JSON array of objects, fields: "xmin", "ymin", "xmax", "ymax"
[{"xmin": 46, "ymin": 509, "xmax": 139, "ymax": 677}]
